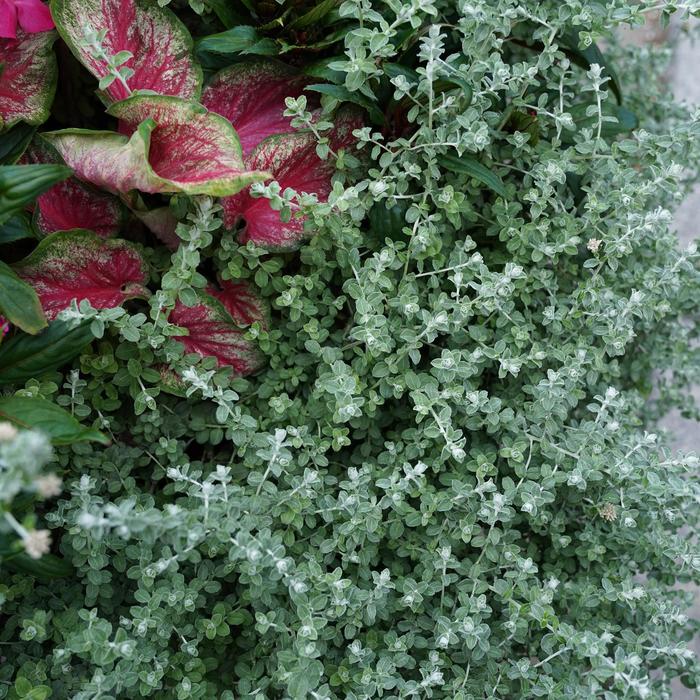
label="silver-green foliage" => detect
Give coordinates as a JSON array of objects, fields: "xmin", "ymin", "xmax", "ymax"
[{"xmin": 3, "ymin": 1, "xmax": 700, "ymax": 698}]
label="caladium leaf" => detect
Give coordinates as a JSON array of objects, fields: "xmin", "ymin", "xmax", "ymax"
[
  {"xmin": 34, "ymin": 175, "xmax": 124, "ymax": 236},
  {"xmin": 206, "ymin": 280, "xmax": 267, "ymax": 327},
  {"xmin": 170, "ymin": 292, "xmax": 263, "ymax": 376},
  {"xmin": 202, "ymin": 61, "xmax": 311, "ymax": 155},
  {"xmin": 25, "ymin": 139, "xmax": 123, "ymax": 237},
  {"xmin": 0, "ymin": 30, "xmax": 57, "ymax": 131},
  {"xmin": 44, "ymin": 96, "xmax": 269, "ymax": 196},
  {"xmin": 15, "ymin": 229, "xmax": 149, "ymax": 320},
  {"xmin": 222, "ymin": 112, "xmax": 360, "ymax": 249},
  {"xmin": 50, "ymin": 0, "xmax": 202, "ymax": 101},
  {"xmin": 42, "ymin": 125, "xmax": 156, "ymax": 194}
]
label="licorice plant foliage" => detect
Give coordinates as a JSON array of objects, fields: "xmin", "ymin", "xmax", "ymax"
[{"xmin": 0, "ymin": 0, "xmax": 700, "ymax": 699}]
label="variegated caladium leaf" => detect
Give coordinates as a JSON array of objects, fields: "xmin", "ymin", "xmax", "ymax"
[
  {"xmin": 15, "ymin": 229, "xmax": 149, "ymax": 320},
  {"xmin": 50, "ymin": 0, "xmax": 202, "ymax": 101},
  {"xmin": 34, "ymin": 175, "xmax": 123, "ymax": 237},
  {"xmin": 206, "ymin": 280, "xmax": 268, "ymax": 327},
  {"xmin": 24, "ymin": 139, "xmax": 123, "ymax": 237},
  {"xmin": 202, "ymin": 61, "xmax": 313, "ymax": 156},
  {"xmin": 222, "ymin": 112, "xmax": 361, "ymax": 249},
  {"xmin": 0, "ymin": 29, "xmax": 57, "ymax": 130},
  {"xmin": 43, "ymin": 96, "xmax": 269, "ymax": 196},
  {"xmin": 169, "ymin": 292, "xmax": 263, "ymax": 376}
]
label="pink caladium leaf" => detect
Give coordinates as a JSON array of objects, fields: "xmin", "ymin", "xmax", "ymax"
[
  {"xmin": 206, "ymin": 280, "xmax": 268, "ymax": 327},
  {"xmin": 43, "ymin": 96, "xmax": 269, "ymax": 196},
  {"xmin": 24, "ymin": 139, "xmax": 123, "ymax": 237},
  {"xmin": 15, "ymin": 229, "xmax": 149, "ymax": 320},
  {"xmin": 50, "ymin": 0, "xmax": 201, "ymax": 101},
  {"xmin": 170, "ymin": 292, "xmax": 263, "ymax": 376},
  {"xmin": 222, "ymin": 111, "xmax": 361, "ymax": 249},
  {"xmin": 0, "ymin": 29, "xmax": 57, "ymax": 130},
  {"xmin": 202, "ymin": 61, "xmax": 313, "ymax": 156},
  {"xmin": 34, "ymin": 176, "xmax": 123, "ymax": 237}
]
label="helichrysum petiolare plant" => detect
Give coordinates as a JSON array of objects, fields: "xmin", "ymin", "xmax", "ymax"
[{"xmin": 0, "ymin": 0, "xmax": 699, "ymax": 698}]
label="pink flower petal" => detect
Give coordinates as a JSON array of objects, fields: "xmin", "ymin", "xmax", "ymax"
[
  {"xmin": 0, "ymin": 1, "xmax": 18, "ymax": 39},
  {"xmin": 16, "ymin": 0, "xmax": 54, "ymax": 34}
]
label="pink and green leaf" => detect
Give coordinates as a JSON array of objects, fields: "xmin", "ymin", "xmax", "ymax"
[
  {"xmin": 170, "ymin": 292, "xmax": 263, "ymax": 376},
  {"xmin": 0, "ymin": 30, "xmax": 57, "ymax": 130},
  {"xmin": 34, "ymin": 176, "xmax": 123, "ymax": 237},
  {"xmin": 25, "ymin": 139, "xmax": 123, "ymax": 237},
  {"xmin": 15, "ymin": 229, "xmax": 149, "ymax": 319},
  {"xmin": 44, "ymin": 96, "xmax": 269, "ymax": 196},
  {"xmin": 222, "ymin": 133, "xmax": 317, "ymax": 248},
  {"xmin": 50, "ymin": 0, "xmax": 202, "ymax": 101},
  {"xmin": 206, "ymin": 279, "xmax": 268, "ymax": 327},
  {"xmin": 223, "ymin": 110, "xmax": 361, "ymax": 249},
  {"xmin": 111, "ymin": 96, "xmax": 269, "ymax": 195},
  {"xmin": 42, "ymin": 123, "xmax": 159, "ymax": 194},
  {"xmin": 202, "ymin": 61, "xmax": 313, "ymax": 155}
]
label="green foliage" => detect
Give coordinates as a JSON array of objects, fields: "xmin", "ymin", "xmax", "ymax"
[
  {"xmin": 0, "ymin": 262, "xmax": 47, "ymax": 335},
  {"xmin": 2, "ymin": 1, "xmax": 700, "ymax": 699},
  {"xmin": 0, "ymin": 164, "xmax": 71, "ymax": 225}
]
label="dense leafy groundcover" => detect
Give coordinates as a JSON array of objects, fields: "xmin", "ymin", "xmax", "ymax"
[{"xmin": 1, "ymin": 0, "xmax": 700, "ymax": 697}]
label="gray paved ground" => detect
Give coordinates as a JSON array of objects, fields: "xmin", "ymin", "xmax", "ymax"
[{"xmin": 667, "ymin": 21, "xmax": 700, "ymax": 700}]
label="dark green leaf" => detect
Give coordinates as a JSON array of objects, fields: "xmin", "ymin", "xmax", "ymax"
[
  {"xmin": 204, "ymin": 0, "xmax": 249, "ymax": 28},
  {"xmin": 303, "ymin": 57, "xmax": 346, "ymax": 84},
  {"xmin": 566, "ymin": 172, "xmax": 584, "ymax": 207},
  {"xmin": 680, "ymin": 674, "xmax": 697, "ymax": 689},
  {"xmin": 368, "ymin": 201, "xmax": 408, "ymax": 241},
  {"xmin": 287, "ymin": 0, "xmax": 338, "ymax": 30},
  {"xmin": 561, "ymin": 29, "xmax": 622, "ymax": 104},
  {"xmin": 0, "ymin": 395, "xmax": 109, "ymax": 445},
  {"xmin": 0, "ymin": 164, "xmax": 71, "ymax": 225},
  {"xmin": 0, "ymin": 319, "xmax": 94, "ymax": 384},
  {"xmin": 383, "ymin": 62, "xmax": 420, "ymax": 84},
  {"xmin": 0, "ymin": 123, "xmax": 36, "ymax": 164},
  {"xmin": 195, "ymin": 26, "xmax": 279, "ymax": 62},
  {"xmin": 0, "ymin": 260, "xmax": 46, "ymax": 334},
  {"xmin": 0, "ymin": 212, "xmax": 34, "ymax": 244},
  {"xmin": 307, "ymin": 83, "xmax": 384, "ymax": 124},
  {"xmin": 4, "ymin": 551, "xmax": 74, "ymax": 580},
  {"xmin": 277, "ymin": 25, "xmax": 352, "ymax": 53},
  {"xmin": 435, "ymin": 76, "xmax": 473, "ymax": 105},
  {"xmin": 507, "ymin": 110, "xmax": 539, "ymax": 145},
  {"xmin": 563, "ymin": 103, "xmax": 638, "ymax": 142},
  {"xmin": 438, "ymin": 153, "xmax": 507, "ymax": 198}
]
